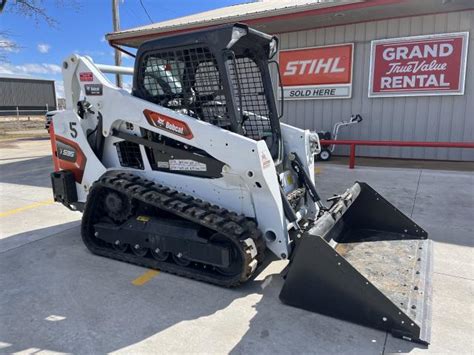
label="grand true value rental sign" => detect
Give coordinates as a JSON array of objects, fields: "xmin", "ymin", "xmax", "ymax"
[
  {"xmin": 369, "ymin": 32, "xmax": 469, "ymax": 97},
  {"xmin": 278, "ymin": 43, "xmax": 353, "ymax": 100}
]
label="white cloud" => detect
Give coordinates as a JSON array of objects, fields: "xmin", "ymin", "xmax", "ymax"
[
  {"xmin": 0, "ymin": 63, "xmax": 61, "ymax": 75},
  {"xmin": 55, "ymin": 80, "xmax": 65, "ymax": 98},
  {"xmin": 0, "ymin": 64, "xmax": 14, "ymax": 74},
  {"xmin": 37, "ymin": 43, "xmax": 51, "ymax": 54},
  {"xmin": 74, "ymin": 49, "xmax": 107, "ymax": 58},
  {"xmin": 0, "ymin": 37, "xmax": 20, "ymax": 53}
]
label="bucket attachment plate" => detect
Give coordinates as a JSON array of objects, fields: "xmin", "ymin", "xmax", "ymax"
[{"xmin": 280, "ymin": 182, "xmax": 432, "ymax": 345}]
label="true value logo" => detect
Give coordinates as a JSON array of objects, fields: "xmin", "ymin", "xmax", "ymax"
[
  {"xmin": 380, "ymin": 43, "xmax": 452, "ymax": 88},
  {"xmin": 369, "ymin": 32, "xmax": 469, "ymax": 97}
]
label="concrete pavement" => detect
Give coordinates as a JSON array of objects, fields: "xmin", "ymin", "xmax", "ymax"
[{"xmin": 0, "ymin": 138, "xmax": 472, "ymax": 354}]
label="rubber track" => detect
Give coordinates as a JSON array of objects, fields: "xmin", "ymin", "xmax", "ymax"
[{"xmin": 81, "ymin": 171, "xmax": 266, "ymax": 287}]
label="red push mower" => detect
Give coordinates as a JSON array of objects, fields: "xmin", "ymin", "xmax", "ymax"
[{"xmin": 317, "ymin": 114, "xmax": 363, "ymax": 161}]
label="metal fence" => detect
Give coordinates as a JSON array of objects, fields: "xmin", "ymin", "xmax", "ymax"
[
  {"xmin": 0, "ymin": 105, "xmax": 52, "ymax": 131},
  {"xmin": 0, "ymin": 104, "xmax": 52, "ymax": 117}
]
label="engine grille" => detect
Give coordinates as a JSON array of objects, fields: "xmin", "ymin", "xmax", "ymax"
[{"xmin": 115, "ymin": 141, "xmax": 143, "ymax": 169}]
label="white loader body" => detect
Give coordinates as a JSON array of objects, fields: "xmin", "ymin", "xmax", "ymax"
[{"xmin": 53, "ymin": 54, "xmax": 321, "ymax": 259}]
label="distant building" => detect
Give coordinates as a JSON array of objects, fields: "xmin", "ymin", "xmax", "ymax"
[{"xmin": 0, "ymin": 74, "xmax": 57, "ymax": 116}]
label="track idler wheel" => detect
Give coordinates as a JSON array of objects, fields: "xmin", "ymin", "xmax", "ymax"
[
  {"xmin": 151, "ymin": 248, "xmax": 169, "ymax": 261},
  {"xmin": 172, "ymin": 253, "xmax": 191, "ymax": 266},
  {"xmin": 113, "ymin": 240, "xmax": 128, "ymax": 252},
  {"xmin": 132, "ymin": 244, "xmax": 148, "ymax": 257}
]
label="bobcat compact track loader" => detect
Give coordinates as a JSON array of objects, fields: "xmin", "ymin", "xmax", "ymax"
[{"xmin": 49, "ymin": 24, "xmax": 432, "ymax": 344}]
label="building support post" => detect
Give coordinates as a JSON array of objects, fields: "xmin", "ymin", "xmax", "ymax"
[
  {"xmin": 16, "ymin": 106, "xmax": 20, "ymax": 130},
  {"xmin": 112, "ymin": 0, "xmax": 122, "ymax": 88}
]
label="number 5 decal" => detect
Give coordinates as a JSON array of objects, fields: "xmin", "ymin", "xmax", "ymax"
[{"xmin": 69, "ymin": 122, "xmax": 78, "ymax": 138}]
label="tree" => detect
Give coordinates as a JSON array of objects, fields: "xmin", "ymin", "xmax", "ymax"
[{"xmin": 0, "ymin": 0, "xmax": 79, "ymax": 60}]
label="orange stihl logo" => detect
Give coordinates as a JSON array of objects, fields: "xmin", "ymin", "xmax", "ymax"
[
  {"xmin": 279, "ymin": 44, "xmax": 353, "ymax": 87},
  {"xmin": 144, "ymin": 109, "xmax": 194, "ymax": 139},
  {"xmin": 283, "ymin": 58, "xmax": 346, "ymax": 76}
]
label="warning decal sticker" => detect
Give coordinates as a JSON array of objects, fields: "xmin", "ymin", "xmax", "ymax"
[
  {"xmin": 169, "ymin": 160, "xmax": 207, "ymax": 172},
  {"xmin": 79, "ymin": 72, "xmax": 94, "ymax": 82}
]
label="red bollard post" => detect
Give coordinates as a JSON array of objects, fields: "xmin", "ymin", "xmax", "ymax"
[{"xmin": 349, "ymin": 144, "xmax": 356, "ymax": 169}]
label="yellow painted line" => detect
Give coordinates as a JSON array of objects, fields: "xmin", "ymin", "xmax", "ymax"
[
  {"xmin": 315, "ymin": 167, "xmax": 322, "ymax": 174},
  {"xmin": 0, "ymin": 199, "xmax": 54, "ymax": 218},
  {"xmin": 132, "ymin": 269, "xmax": 160, "ymax": 286}
]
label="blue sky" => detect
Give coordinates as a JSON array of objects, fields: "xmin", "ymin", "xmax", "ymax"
[{"xmin": 0, "ymin": 0, "xmax": 246, "ymax": 97}]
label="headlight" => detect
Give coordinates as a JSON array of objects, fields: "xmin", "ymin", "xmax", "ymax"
[
  {"xmin": 269, "ymin": 37, "xmax": 279, "ymax": 59},
  {"xmin": 309, "ymin": 132, "xmax": 321, "ymax": 154},
  {"xmin": 226, "ymin": 26, "xmax": 248, "ymax": 49}
]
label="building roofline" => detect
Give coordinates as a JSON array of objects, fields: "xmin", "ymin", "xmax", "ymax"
[
  {"xmin": 0, "ymin": 74, "xmax": 56, "ymax": 82},
  {"xmin": 107, "ymin": 0, "xmax": 474, "ymax": 48},
  {"xmin": 107, "ymin": 0, "xmax": 400, "ymax": 46}
]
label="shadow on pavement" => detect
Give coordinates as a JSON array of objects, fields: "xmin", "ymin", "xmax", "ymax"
[
  {"xmin": 0, "ymin": 222, "xmax": 428, "ymax": 354},
  {"xmin": 0, "ymin": 223, "xmax": 244, "ymax": 353},
  {"xmin": 0, "ymin": 156, "xmax": 53, "ymax": 188},
  {"xmin": 230, "ymin": 275, "xmax": 424, "ymax": 354},
  {"xmin": 0, "ymin": 221, "xmax": 80, "ymax": 254},
  {"xmin": 0, "ymin": 222, "xmax": 425, "ymax": 354}
]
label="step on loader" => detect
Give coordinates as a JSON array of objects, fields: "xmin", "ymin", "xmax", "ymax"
[{"xmin": 49, "ymin": 23, "xmax": 432, "ymax": 344}]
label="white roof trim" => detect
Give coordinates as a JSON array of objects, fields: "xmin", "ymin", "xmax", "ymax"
[{"xmin": 107, "ymin": 0, "xmax": 355, "ymax": 41}]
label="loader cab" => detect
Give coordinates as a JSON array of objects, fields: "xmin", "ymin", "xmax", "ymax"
[{"xmin": 132, "ymin": 23, "xmax": 282, "ymax": 161}]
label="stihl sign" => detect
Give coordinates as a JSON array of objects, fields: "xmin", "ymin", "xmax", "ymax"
[
  {"xmin": 369, "ymin": 32, "xmax": 469, "ymax": 97},
  {"xmin": 278, "ymin": 44, "xmax": 353, "ymax": 100}
]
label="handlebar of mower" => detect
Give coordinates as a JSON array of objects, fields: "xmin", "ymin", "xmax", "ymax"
[{"xmin": 350, "ymin": 114, "xmax": 363, "ymax": 123}]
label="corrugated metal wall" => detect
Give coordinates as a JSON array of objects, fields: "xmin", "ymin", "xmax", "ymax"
[
  {"xmin": 276, "ymin": 11, "xmax": 474, "ymax": 161},
  {"xmin": 0, "ymin": 78, "xmax": 57, "ymax": 113}
]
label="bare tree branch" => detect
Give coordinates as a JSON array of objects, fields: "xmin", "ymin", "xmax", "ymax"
[
  {"xmin": 0, "ymin": 0, "xmax": 80, "ymax": 59},
  {"xmin": 5, "ymin": 0, "xmax": 58, "ymax": 26},
  {"xmin": 2, "ymin": 0, "xmax": 81, "ymax": 26},
  {"xmin": 0, "ymin": 30, "xmax": 22, "ymax": 62}
]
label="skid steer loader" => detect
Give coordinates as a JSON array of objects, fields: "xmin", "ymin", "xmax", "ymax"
[{"xmin": 49, "ymin": 24, "xmax": 432, "ymax": 344}]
